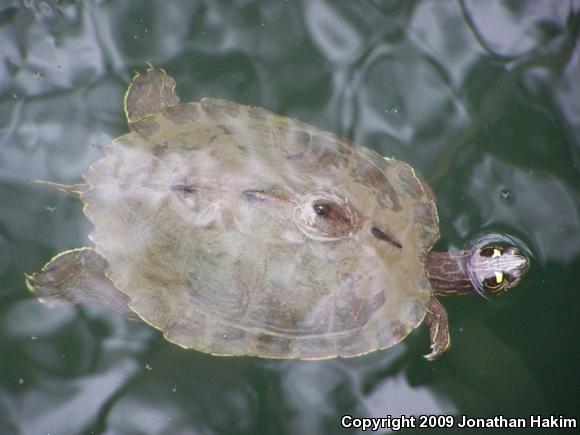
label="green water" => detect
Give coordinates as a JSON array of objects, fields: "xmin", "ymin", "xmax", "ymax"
[{"xmin": 1, "ymin": 1, "xmax": 579, "ymax": 434}]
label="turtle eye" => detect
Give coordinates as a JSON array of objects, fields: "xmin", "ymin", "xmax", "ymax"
[
  {"xmin": 480, "ymin": 246, "xmax": 502, "ymax": 258},
  {"xmin": 295, "ymin": 192, "xmax": 359, "ymax": 241},
  {"xmin": 313, "ymin": 201, "xmax": 330, "ymax": 217},
  {"xmin": 483, "ymin": 272, "xmax": 504, "ymax": 290}
]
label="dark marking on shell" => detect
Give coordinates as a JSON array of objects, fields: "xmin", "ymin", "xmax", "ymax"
[
  {"xmin": 412, "ymin": 200, "xmax": 439, "ymax": 249},
  {"xmin": 333, "ymin": 270, "xmax": 386, "ymax": 332},
  {"xmin": 213, "ymin": 100, "xmax": 241, "ymax": 117},
  {"xmin": 406, "ymin": 300, "xmax": 425, "ymax": 324},
  {"xmin": 281, "ymin": 130, "xmax": 312, "ymax": 164},
  {"xmin": 285, "ymin": 132, "xmax": 351, "ymax": 172},
  {"xmin": 413, "ymin": 202, "xmax": 437, "ymax": 226},
  {"xmin": 212, "ymin": 324, "xmax": 246, "ymax": 352},
  {"xmin": 275, "ymin": 124, "xmax": 289, "ymax": 137},
  {"xmin": 390, "ymin": 320, "xmax": 408, "ymax": 339},
  {"xmin": 186, "ymin": 269, "xmax": 250, "ymax": 320},
  {"xmin": 218, "ymin": 124, "xmax": 232, "ymax": 135},
  {"xmin": 351, "ymin": 155, "xmax": 401, "ymax": 211},
  {"xmin": 201, "ymin": 99, "xmax": 240, "ymax": 121},
  {"xmin": 207, "ymin": 125, "xmax": 232, "ymax": 143},
  {"xmin": 292, "ymin": 130, "xmax": 312, "ymax": 147},
  {"xmin": 254, "ymin": 285, "xmax": 329, "ymax": 335},
  {"xmin": 247, "ymin": 106, "xmax": 269, "ymax": 120},
  {"xmin": 362, "ymin": 291, "xmax": 386, "ymax": 324},
  {"xmin": 420, "ymin": 229, "xmax": 439, "ymax": 248},
  {"xmin": 332, "ymin": 271, "xmax": 358, "ymax": 332},
  {"xmin": 310, "ymin": 135, "xmax": 350, "ymax": 168},
  {"xmin": 337, "ymin": 329, "xmax": 372, "ymax": 357},
  {"xmin": 241, "ymin": 189, "xmax": 267, "ymax": 202},
  {"xmin": 240, "ymin": 188, "xmax": 291, "ymax": 205},
  {"xmin": 372, "ymin": 317, "xmax": 391, "ymax": 348},
  {"xmin": 370, "ymin": 226, "xmax": 403, "ymax": 249},
  {"xmin": 171, "ymin": 183, "xmax": 197, "ymax": 194},
  {"xmin": 165, "ymin": 314, "xmax": 208, "ymax": 345},
  {"xmin": 374, "ymin": 318, "xmax": 408, "ymax": 349},
  {"xmin": 254, "ymin": 333, "xmax": 293, "ymax": 356},
  {"xmin": 298, "ymin": 336, "xmax": 333, "ymax": 358},
  {"xmin": 162, "ymin": 103, "xmax": 200, "ymax": 124},
  {"xmin": 152, "ymin": 142, "xmax": 168, "ymax": 156},
  {"xmin": 291, "ymin": 304, "xmax": 328, "ymax": 333},
  {"xmin": 397, "ymin": 165, "xmax": 423, "ymax": 199}
]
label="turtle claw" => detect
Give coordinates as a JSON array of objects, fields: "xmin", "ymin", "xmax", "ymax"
[
  {"xmin": 423, "ymin": 344, "xmax": 445, "ymax": 361},
  {"xmin": 423, "ymin": 297, "xmax": 451, "ymax": 360},
  {"xmin": 24, "ymin": 273, "xmax": 38, "ymax": 294}
]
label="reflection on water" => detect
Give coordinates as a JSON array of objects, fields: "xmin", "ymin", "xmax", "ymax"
[{"xmin": 1, "ymin": 1, "xmax": 579, "ymax": 434}]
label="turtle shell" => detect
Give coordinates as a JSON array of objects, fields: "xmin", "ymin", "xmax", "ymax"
[{"xmin": 81, "ymin": 74, "xmax": 439, "ymax": 359}]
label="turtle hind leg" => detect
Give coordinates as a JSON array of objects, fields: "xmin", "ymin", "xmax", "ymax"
[
  {"xmin": 423, "ymin": 297, "xmax": 451, "ymax": 361},
  {"xmin": 124, "ymin": 65, "xmax": 180, "ymax": 127},
  {"xmin": 25, "ymin": 247, "xmax": 137, "ymax": 319}
]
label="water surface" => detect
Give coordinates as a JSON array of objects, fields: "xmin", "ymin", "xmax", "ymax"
[{"xmin": 1, "ymin": 1, "xmax": 579, "ymax": 434}]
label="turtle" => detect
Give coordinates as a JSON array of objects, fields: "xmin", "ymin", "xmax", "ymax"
[{"xmin": 25, "ymin": 67, "xmax": 529, "ymax": 360}]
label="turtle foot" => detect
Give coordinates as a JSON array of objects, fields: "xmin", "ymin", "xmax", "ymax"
[
  {"xmin": 26, "ymin": 247, "xmax": 136, "ymax": 319},
  {"xmin": 124, "ymin": 65, "xmax": 180, "ymax": 126},
  {"xmin": 423, "ymin": 297, "xmax": 451, "ymax": 361}
]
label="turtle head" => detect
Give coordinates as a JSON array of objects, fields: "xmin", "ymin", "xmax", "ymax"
[{"xmin": 468, "ymin": 244, "xmax": 529, "ymax": 296}]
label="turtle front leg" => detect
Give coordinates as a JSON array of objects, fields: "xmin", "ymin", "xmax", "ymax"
[
  {"xmin": 25, "ymin": 247, "xmax": 137, "ymax": 319},
  {"xmin": 423, "ymin": 297, "xmax": 451, "ymax": 360}
]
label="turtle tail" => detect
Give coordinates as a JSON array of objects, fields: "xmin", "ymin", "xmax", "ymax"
[{"xmin": 34, "ymin": 180, "xmax": 87, "ymax": 199}]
